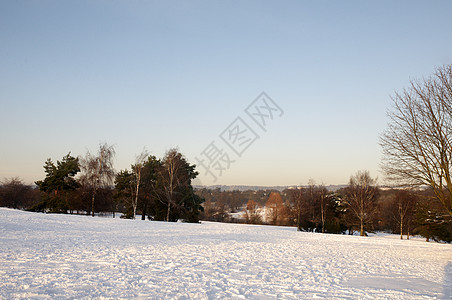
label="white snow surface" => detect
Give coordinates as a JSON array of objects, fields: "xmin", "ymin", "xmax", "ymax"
[{"xmin": 0, "ymin": 208, "xmax": 451, "ymax": 299}]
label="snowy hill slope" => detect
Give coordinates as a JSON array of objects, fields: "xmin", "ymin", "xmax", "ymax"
[{"xmin": 0, "ymin": 208, "xmax": 451, "ymax": 299}]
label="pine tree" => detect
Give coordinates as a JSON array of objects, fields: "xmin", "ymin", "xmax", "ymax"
[{"xmin": 33, "ymin": 153, "xmax": 80, "ymax": 213}]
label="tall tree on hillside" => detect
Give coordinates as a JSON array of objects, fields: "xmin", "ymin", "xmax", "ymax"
[
  {"xmin": 343, "ymin": 171, "xmax": 379, "ymax": 236},
  {"xmin": 130, "ymin": 149, "xmax": 149, "ymax": 219},
  {"xmin": 155, "ymin": 148, "xmax": 199, "ymax": 222},
  {"xmin": 381, "ymin": 64, "xmax": 452, "ymax": 217},
  {"xmin": 316, "ymin": 185, "xmax": 330, "ymax": 233},
  {"xmin": 34, "ymin": 153, "xmax": 80, "ymax": 212},
  {"xmin": 79, "ymin": 143, "xmax": 115, "ymax": 217},
  {"xmin": 138, "ymin": 155, "xmax": 161, "ymax": 220},
  {"xmin": 114, "ymin": 169, "xmax": 135, "ymax": 218}
]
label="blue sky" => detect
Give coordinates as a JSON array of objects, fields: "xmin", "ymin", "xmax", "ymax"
[{"xmin": 1, "ymin": 0, "xmax": 451, "ymax": 186}]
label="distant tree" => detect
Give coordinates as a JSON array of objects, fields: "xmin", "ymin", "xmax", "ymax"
[
  {"xmin": 0, "ymin": 177, "xmax": 34, "ymax": 209},
  {"xmin": 343, "ymin": 171, "xmax": 379, "ymax": 236},
  {"xmin": 265, "ymin": 192, "xmax": 285, "ymax": 225},
  {"xmin": 243, "ymin": 199, "xmax": 262, "ymax": 224},
  {"xmin": 381, "ymin": 64, "xmax": 452, "ymax": 218},
  {"xmin": 337, "ymin": 188, "xmax": 358, "ymax": 235},
  {"xmin": 33, "ymin": 153, "xmax": 80, "ymax": 212},
  {"xmin": 315, "ymin": 185, "xmax": 329, "ymax": 233},
  {"xmin": 393, "ymin": 190, "xmax": 418, "ymax": 239},
  {"xmin": 79, "ymin": 143, "xmax": 115, "ymax": 216},
  {"xmin": 287, "ymin": 188, "xmax": 304, "ymax": 230},
  {"xmin": 323, "ymin": 192, "xmax": 345, "ymax": 234},
  {"xmin": 200, "ymin": 196, "xmax": 229, "ymax": 222},
  {"xmin": 202, "ymin": 198, "xmax": 215, "ymax": 220}
]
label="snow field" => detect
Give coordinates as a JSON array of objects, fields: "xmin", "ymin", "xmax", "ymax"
[{"xmin": 0, "ymin": 208, "xmax": 451, "ymax": 299}]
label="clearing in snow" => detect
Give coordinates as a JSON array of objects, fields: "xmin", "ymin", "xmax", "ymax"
[{"xmin": 0, "ymin": 208, "xmax": 451, "ymax": 299}]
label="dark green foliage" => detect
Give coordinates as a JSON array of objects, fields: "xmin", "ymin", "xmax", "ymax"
[
  {"xmin": 138, "ymin": 155, "xmax": 161, "ymax": 219},
  {"xmin": 30, "ymin": 194, "xmax": 68, "ymax": 213},
  {"xmin": 297, "ymin": 219, "xmax": 315, "ymax": 232},
  {"xmin": 324, "ymin": 218, "xmax": 343, "ymax": 234},
  {"xmin": 32, "ymin": 153, "xmax": 80, "ymax": 213},
  {"xmin": 114, "ymin": 170, "xmax": 135, "ymax": 219},
  {"xmin": 415, "ymin": 201, "xmax": 452, "ymax": 243},
  {"xmin": 35, "ymin": 154, "xmax": 80, "ymax": 194},
  {"xmin": 181, "ymin": 188, "xmax": 204, "ymax": 223}
]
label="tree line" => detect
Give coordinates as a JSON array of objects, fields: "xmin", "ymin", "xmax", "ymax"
[
  {"xmin": 197, "ymin": 171, "xmax": 451, "ymax": 242},
  {"xmin": 1, "ymin": 64, "xmax": 450, "ymax": 240},
  {"xmin": 0, "ymin": 146, "xmax": 204, "ymax": 223}
]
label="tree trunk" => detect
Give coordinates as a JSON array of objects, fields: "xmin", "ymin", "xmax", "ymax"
[
  {"xmin": 133, "ymin": 195, "xmax": 137, "ymax": 219},
  {"xmin": 91, "ymin": 192, "xmax": 96, "ymax": 217},
  {"xmin": 133, "ymin": 171, "xmax": 141, "ymax": 220},
  {"xmin": 166, "ymin": 200, "xmax": 171, "ymax": 222},
  {"xmin": 321, "ymin": 199, "xmax": 325, "ymax": 233},
  {"xmin": 141, "ymin": 202, "xmax": 147, "ymax": 220},
  {"xmin": 166, "ymin": 199, "xmax": 171, "ymax": 222},
  {"xmin": 360, "ymin": 219, "xmax": 365, "ymax": 236},
  {"xmin": 400, "ymin": 215, "xmax": 404, "ymax": 240}
]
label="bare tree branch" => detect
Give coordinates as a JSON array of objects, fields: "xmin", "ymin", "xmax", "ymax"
[{"xmin": 380, "ymin": 64, "xmax": 452, "ymax": 217}]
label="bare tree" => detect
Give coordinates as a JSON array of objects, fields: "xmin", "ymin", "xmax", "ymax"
[
  {"xmin": 131, "ymin": 149, "xmax": 149, "ymax": 219},
  {"xmin": 288, "ymin": 187, "xmax": 304, "ymax": 230},
  {"xmin": 393, "ymin": 190, "xmax": 417, "ymax": 240},
  {"xmin": 243, "ymin": 199, "xmax": 262, "ymax": 224},
  {"xmin": 0, "ymin": 177, "xmax": 33, "ymax": 209},
  {"xmin": 79, "ymin": 143, "xmax": 115, "ymax": 217},
  {"xmin": 344, "ymin": 171, "xmax": 379, "ymax": 236},
  {"xmin": 317, "ymin": 185, "xmax": 329, "ymax": 233},
  {"xmin": 381, "ymin": 64, "xmax": 452, "ymax": 217}
]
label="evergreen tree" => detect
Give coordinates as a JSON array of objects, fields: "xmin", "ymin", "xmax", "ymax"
[
  {"xmin": 114, "ymin": 170, "xmax": 135, "ymax": 218},
  {"xmin": 33, "ymin": 153, "xmax": 80, "ymax": 213},
  {"xmin": 415, "ymin": 200, "xmax": 452, "ymax": 243}
]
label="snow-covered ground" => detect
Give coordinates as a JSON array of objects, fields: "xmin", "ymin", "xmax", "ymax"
[{"xmin": 1, "ymin": 208, "xmax": 451, "ymax": 299}]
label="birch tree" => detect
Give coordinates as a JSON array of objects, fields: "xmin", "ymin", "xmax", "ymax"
[
  {"xmin": 344, "ymin": 171, "xmax": 379, "ymax": 236},
  {"xmin": 317, "ymin": 185, "xmax": 329, "ymax": 233},
  {"xmin": 393, "ymin": 190, "xmax": 417, "ymax": 240},
  {"xmin": 79, "ymin": 143, "xmax": 115, "ymax": 217},
  {"xmin": 130, "ymin": 149, "xmax": 149, "ymax": 219},
  {"xmin": 156, "ymin": 148, "xmax": 197, "ymax": 222}
]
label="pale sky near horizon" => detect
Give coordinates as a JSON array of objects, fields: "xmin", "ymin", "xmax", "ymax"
[{"xmin": 1, "ymin": 1, "xmax": 451, "ymax": 187}]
